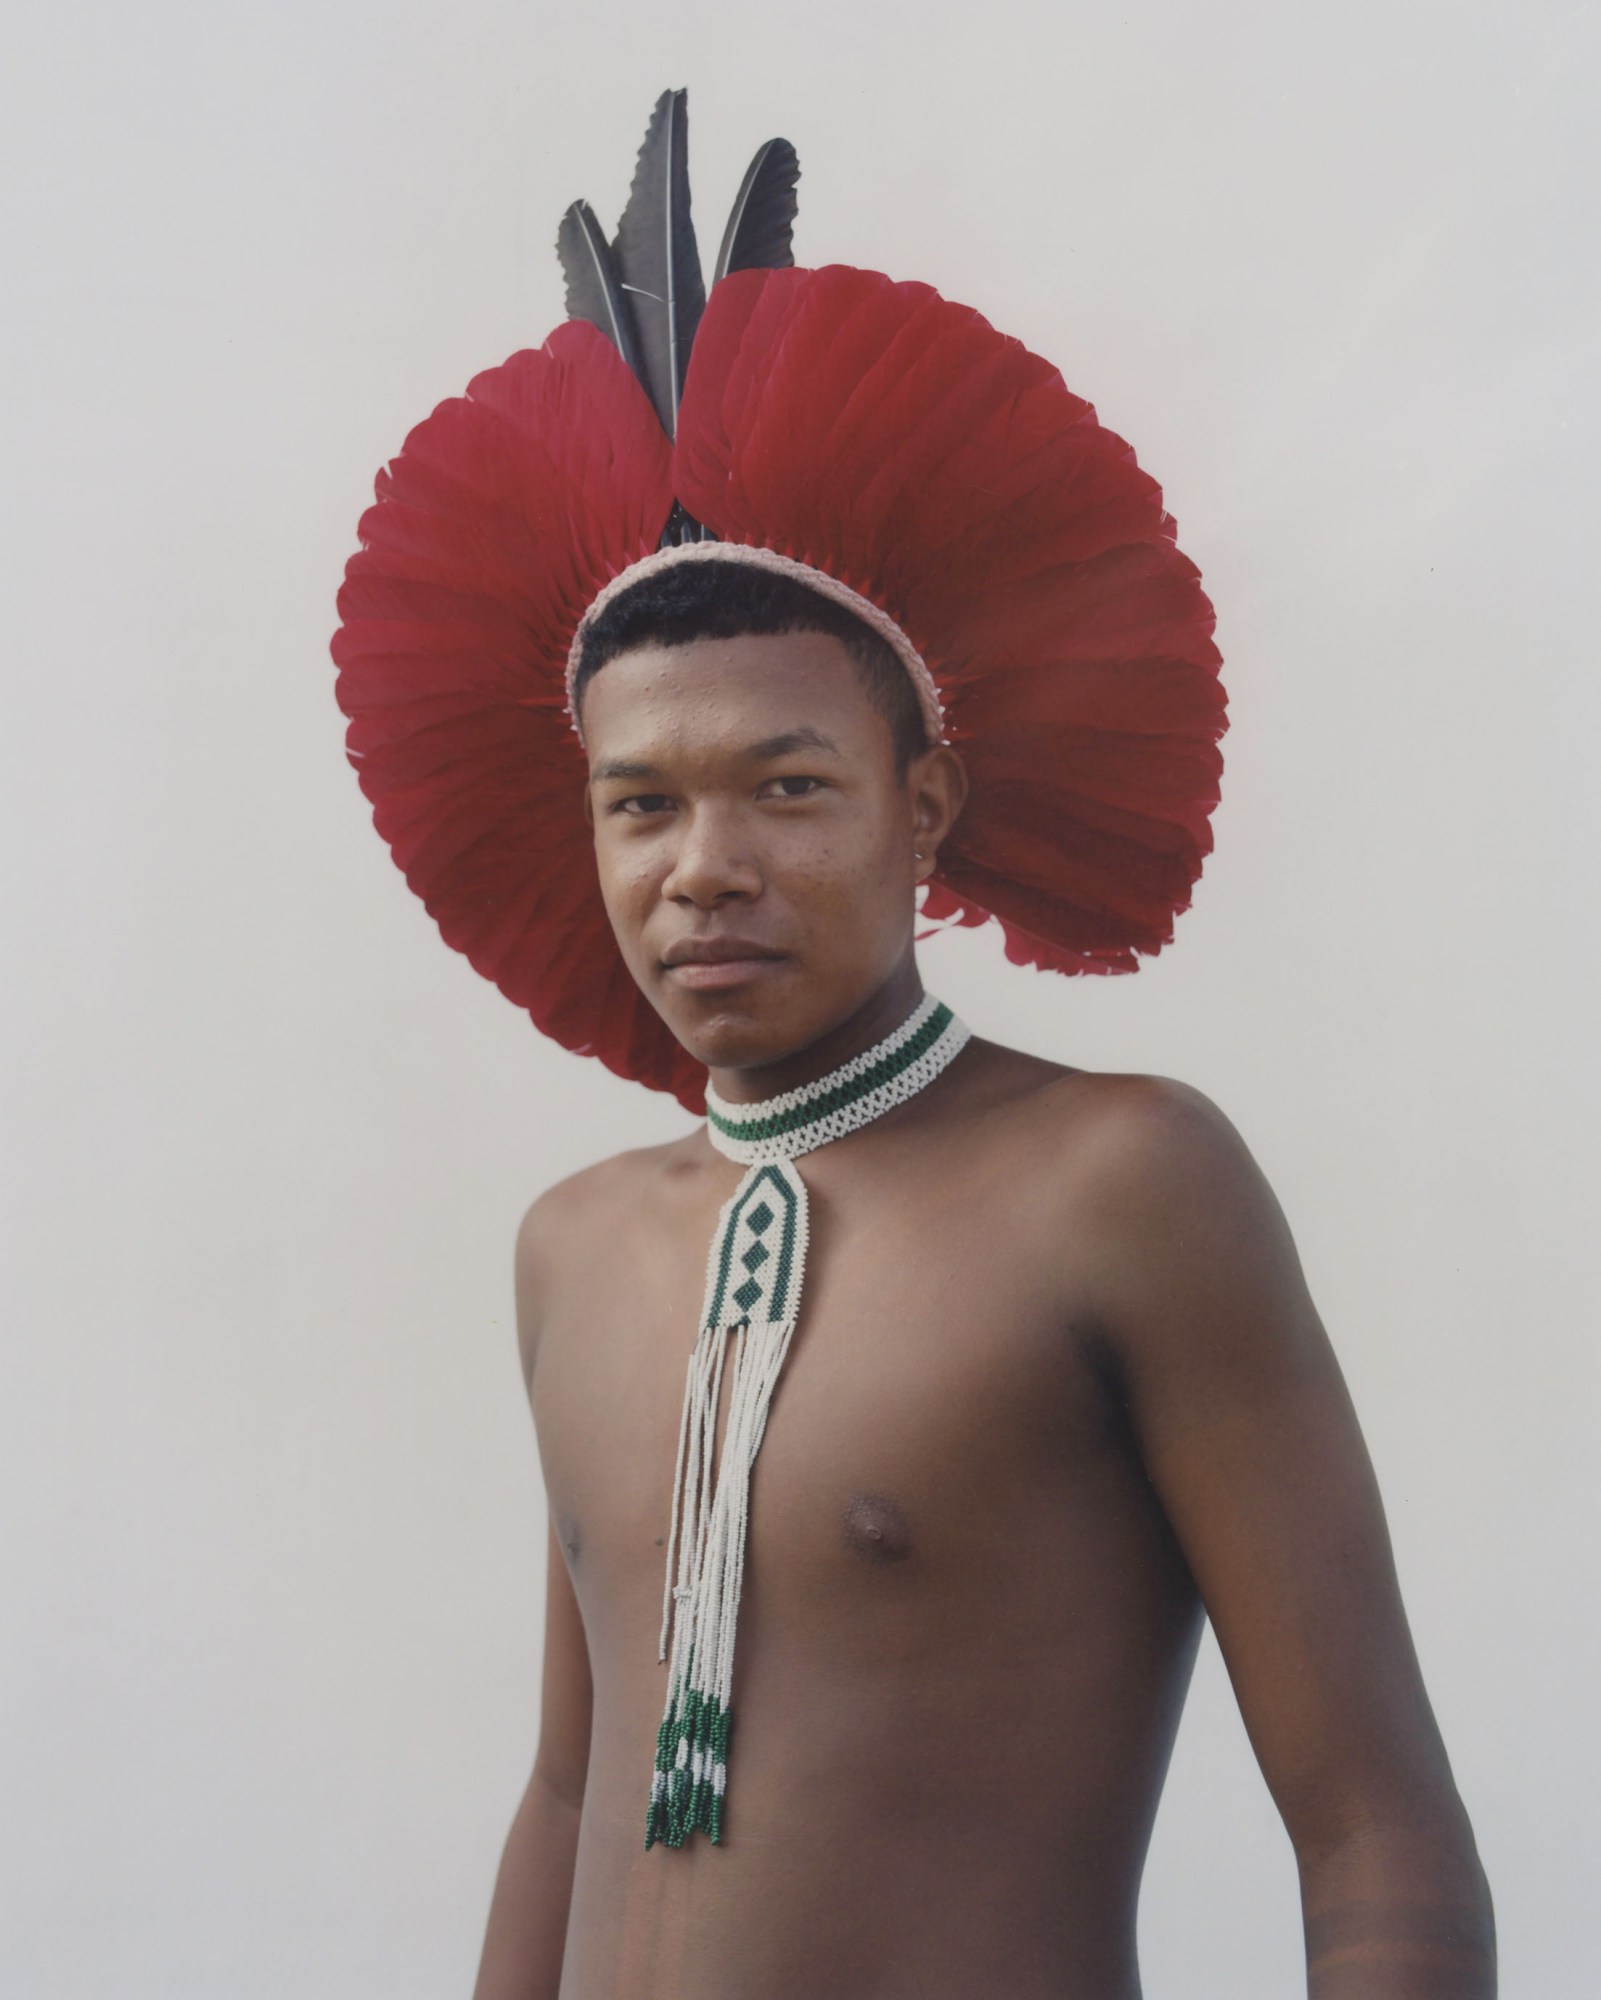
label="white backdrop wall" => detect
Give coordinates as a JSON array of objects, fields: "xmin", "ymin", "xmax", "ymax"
[{"xmin": 2, "ymin": 2, "xmax": 1595, "ymax": 1994}]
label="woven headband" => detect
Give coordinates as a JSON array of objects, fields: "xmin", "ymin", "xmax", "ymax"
[{"xmin": 565, "ymin": 541, "xmax": 947, "ymax": 746}]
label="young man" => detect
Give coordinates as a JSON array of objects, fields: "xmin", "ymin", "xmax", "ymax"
[{"xmin": 333, "ymin": 95, "xmax": 1494, "ymax": 2000}]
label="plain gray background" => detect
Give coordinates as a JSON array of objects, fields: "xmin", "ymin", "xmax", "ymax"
[{"xmin": 3, "ymin": 1, "xmax": 1596, "ymax": 1993}]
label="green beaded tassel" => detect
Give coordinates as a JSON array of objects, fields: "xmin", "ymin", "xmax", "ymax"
[{"xmin": 645, "ymin": 1662, "xmax": 732, "ymax": 1848}]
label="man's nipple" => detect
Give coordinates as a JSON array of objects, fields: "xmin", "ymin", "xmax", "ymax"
[{"xmin": 842, "ymin": 1493, "xmax": 913, "ymax": 1564}]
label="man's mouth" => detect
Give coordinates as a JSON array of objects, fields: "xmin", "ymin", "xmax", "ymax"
[{"xmin": 660, "ymin": 938, "xmax": 789, "ymax": 991}]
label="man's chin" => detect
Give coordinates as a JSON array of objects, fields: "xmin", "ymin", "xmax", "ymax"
[
  {"xmin": 669, "ymin": 1016, "xmax": 801, "ymax": 1076},
  {"xmin": 652, "ymin": 984, "xmax": 817, "ymax": 1078}
]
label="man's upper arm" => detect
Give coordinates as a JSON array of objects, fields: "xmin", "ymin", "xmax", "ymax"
[
  {"xmin": 1081, "ymin": 1078, "xmax": 1460, "ymax": 1857},
  {"xmin": 534, "ymin": 1516, "xmax": 593, "ymax": 1807},
  {"xmin": 513, "ymin": 1186, "xmax": 593, "ymax": 1802},
  {"xmin": 514, "ymin": 1187, "xmax": 561, "ymax": 1393}
]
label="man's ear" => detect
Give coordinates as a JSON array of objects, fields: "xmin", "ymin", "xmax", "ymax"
[{"xmin": 908, "ymin": 744, "xmax": 968, "ymax": 884}]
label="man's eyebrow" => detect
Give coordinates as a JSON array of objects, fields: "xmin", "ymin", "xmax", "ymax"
[
  {"xmin": 589, "ymin": 757, "xmax": 661, "ymax": 783},
  {"xmin": 744, "ymin": 727, "xmax": 843, "ymax": 759},
  {"xmin": 589, "ymin": 729, "xmax": 842, "ymax": 783}
]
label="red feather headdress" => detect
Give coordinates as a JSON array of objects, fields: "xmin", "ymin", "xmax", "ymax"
[{"xmin": 331, "ymin": 92, "xmax": 1225, "ymax": 1114}]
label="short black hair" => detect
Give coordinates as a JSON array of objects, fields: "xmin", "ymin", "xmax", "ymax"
[{"xmin": 574, "ymin": 557, "xmax": 928, "ymax": 775}]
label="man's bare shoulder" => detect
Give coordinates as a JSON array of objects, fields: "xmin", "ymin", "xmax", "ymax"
[
  {"xmin": 1057, "ymin": 1066, "xmax": 1260, "ymax": 1201},
  {"xmin": 960, "ymin": 1043, "xmax": 1295, "ymax": 1313},
  {"xmin": 511, "ymin": 1129, "xmax": 717, "ymax": 1379},
  {"xmin": 515, "ymin": 1131, "xmax": 713, "ymax": 1267},
  {"xmin": 962, "ymin": 1039, "xmax": 1253, "ymax": 1187},
  {"xmin": 1026, "ymin": 1056, "xmax": 1319, "ymax": 1391}
]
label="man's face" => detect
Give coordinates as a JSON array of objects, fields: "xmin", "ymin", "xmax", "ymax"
[{"xmin": 582, "ymin": 629, "xmax": 936, "ymax": 1075}]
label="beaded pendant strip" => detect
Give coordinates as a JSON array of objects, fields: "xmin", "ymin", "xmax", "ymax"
[{"xmin": 646, "ymin": 994, "xmax": 971, "ymax": 1849}]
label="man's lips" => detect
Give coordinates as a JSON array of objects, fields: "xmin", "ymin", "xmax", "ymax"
[{"xmin": 660, "ymin": 938, "xmax": 789, "ymax": 990}]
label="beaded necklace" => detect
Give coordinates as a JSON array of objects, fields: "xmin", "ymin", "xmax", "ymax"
[{"xmin": 646, "ymin": 993, "xmax": 971, "ymax": 1849}]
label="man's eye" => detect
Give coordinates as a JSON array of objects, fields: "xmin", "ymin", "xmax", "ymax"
[
  {"xmin": 615, "ymin": 793, "xmax": 675, "ymax": 816},
  {"xmin": 759, "ymin": 775, "xmax": 823, "ymax": 800}
]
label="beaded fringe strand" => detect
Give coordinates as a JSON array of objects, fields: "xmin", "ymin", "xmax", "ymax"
[{"xmin": 646, "ymin": 1161, "xmax": 808, "ymax": 1847}]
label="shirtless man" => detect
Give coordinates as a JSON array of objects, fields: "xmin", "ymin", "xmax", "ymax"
[
  {"xmin": 329, "ymin": 93, "xmax": 1494, "ymax": 2000},
  {"xmin": 467, "ymin": 592, "xmax": 1495, "ymax": 1999}
]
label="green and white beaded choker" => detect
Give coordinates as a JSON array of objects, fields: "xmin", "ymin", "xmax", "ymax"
[{"xmin": 647, "ymin": 993, "xmax": 971, "ymax": 1850}]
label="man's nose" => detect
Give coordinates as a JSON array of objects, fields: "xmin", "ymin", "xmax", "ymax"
[{"xmin": 660, "ymin": 804, "xmax": 761, "ymax": 907}]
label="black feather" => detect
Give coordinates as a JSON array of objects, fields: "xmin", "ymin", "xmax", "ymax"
[
  {"xmin": 555, "ymin": 200, "xmax": 644, "ymax": 376},
  {"xmin": 713, "ymin": 138, "xmax": 800, "ymax": 284},
  {"xmin": 612, "ymin": 89, "xmax": 706, "ymax": 436}
]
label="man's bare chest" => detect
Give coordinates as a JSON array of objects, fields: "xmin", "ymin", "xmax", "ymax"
[{"xmin": 528, "ymin": 1166, "xmax": 1158, "ymax": 1666}]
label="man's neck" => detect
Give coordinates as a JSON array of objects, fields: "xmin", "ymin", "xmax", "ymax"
[{"xmin": 705, "ymin": 960, "xmax": 927, "ymax": 1107}]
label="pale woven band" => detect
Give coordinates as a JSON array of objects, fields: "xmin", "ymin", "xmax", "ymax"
[
  {"xmin": 702, "ymin": 995, "xmax": 970, "ymax": 1165},
  {"xmin": 565, "ymin": 541, "xmax": 946, "ymax": 747}
]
